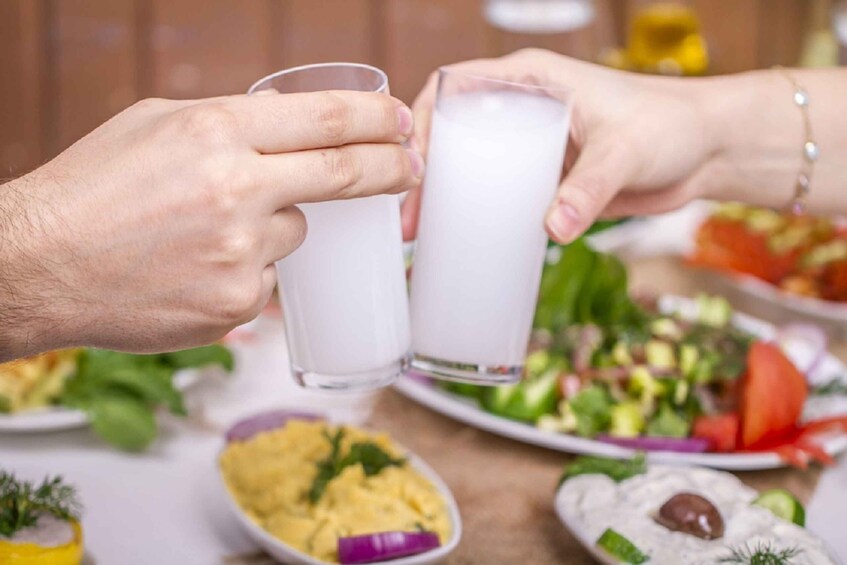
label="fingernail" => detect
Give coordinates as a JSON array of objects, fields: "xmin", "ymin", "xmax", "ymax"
[
  {"xmin": 397, "ymin": 106, "xmax": 414, "ymax": 137},
  {"xmin": 253, "ymin": 87, "xmax": 278, "ymax": 96},
  {"xmin": 546, "ymin": 201, "xmax": 581, "ymax": 243},
  {"xmin": 406, "ymin": 149, "xmax": 425, "ymax": 178}
]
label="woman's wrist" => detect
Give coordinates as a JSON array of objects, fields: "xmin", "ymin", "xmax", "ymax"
[{"xmin": 693, "ymin": 69, "xmax": 802, "ymax": 208}]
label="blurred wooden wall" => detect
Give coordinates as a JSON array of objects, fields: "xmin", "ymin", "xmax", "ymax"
[{"xmin": 0, "ymin": 0, "xmax": 814, "ymax": 178}]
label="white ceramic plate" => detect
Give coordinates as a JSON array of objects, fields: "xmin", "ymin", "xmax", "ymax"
[
  {"xmin": 725, "ymin": 273, "xmax": 847, "ymax": 323},
  {"xmin": 554, "ymin": 464, "xmax": 844, "ymax": 565},
  {"xmin": 0, "ymin": 370, "xmax": 202, "ymax": 433},
  {"xmin": 217, "ymin": 438, "xmax": 463, "ymax": 565},
  {"xmin": 394, "ymin": 295, "xmax": 847, "ymax": 471}
]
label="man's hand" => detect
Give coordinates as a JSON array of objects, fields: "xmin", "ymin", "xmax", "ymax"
[{"xmin": 0, "ymin": 91, "xmax": 423, "ymax": 360}]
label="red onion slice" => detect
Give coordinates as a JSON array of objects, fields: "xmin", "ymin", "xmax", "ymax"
[
  {"xmin": 338, "ymin": 531, "xmax": 440, "ymax": 564},
  {"xmin": 404, "ymin": 371, "xmax": 434, "ymax": 385},
  {"xmin": 776, "ymin": 323, "xmax": 828, "ymax": 377},
  {"xmin": 225, "ymin": 409, "xmax": 323, "ymax": 442},
  {"xmin": 597, "ymin": 434, "xmax": 711, "ymax": 453}
]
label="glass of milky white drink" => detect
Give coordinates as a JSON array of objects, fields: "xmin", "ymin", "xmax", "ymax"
[
  {"xmin": 248, "ymin": 64, "xmax": 410, "ymax": 391},
  {"xmin": 409, "ymin": 69, "xmax": 572, "ymax": 385}
]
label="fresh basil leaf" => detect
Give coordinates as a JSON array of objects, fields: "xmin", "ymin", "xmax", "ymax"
[
  {"xmin": 161, "ymin": 344, "xmax": 234, "ymax": 372},
  {"xmin": 535, "ymin": 239, "xmax": 596, "ymax": 332},
  {"xmin": 534, "ymin": 239, "xmax": 646, "ymax": 335},
  {"xmin": 87, "ymin": 394, "xmax": 157, "ymax": 452}
]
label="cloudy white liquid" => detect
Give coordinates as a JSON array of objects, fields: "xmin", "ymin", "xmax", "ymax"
[
  {"xmin": 410, "ymin": 90, "xmax": 569, "ymax": 368},
  {"xmin": 278, "ymin": 195, "xmax": 410, "ymax": 376}
]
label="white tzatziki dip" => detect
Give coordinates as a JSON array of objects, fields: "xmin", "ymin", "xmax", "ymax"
[{"xmin": 556, "ymin": 465, "xmax": 836, "ymax": 564}]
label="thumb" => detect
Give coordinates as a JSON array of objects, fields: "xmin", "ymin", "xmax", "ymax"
[{"xmin": 544, "ymin": 143, "xmax": 636, "ymax": 244}]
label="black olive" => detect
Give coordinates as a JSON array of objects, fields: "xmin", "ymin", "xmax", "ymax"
[{"xmin": 654, "ymin": 492, "xmax": 725, "ymax": 540}]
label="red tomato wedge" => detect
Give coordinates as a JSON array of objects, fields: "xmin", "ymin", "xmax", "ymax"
[
  {"xmin": 740, "ymin": 341, "xmax": 808, "ymax": 449},
  {"xmin": 692, "ymin": 413, "xmax": 739, "ymax": 452}
]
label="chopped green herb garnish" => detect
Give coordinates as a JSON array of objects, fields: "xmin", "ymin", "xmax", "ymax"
[
  {"xmin": 559, "ymin": 453, "xmax": 646, "ymax": 486},
  {"xmin": 308, "ymin": 428, "xmax": 405, "ymax": 503},
  {"xmin": 719, "ymin": 541, "xmax": 802, "ymax": 564}
]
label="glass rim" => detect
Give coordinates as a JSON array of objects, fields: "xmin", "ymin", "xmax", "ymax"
[
  {"xmin": 437, "ymin": 66, "xmax": 574, "ymax": 98},
  {"xmin": 248, "ymin": 62, "xmax": 388, "ymax": 95}
]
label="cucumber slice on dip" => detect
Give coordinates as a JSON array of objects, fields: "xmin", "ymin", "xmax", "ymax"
[
  {"xmin": 753, "ymin": 489, "xmax": 806, "ymax": 527},
  {"xmin": 596, "ymin": 528, "xmax": 649, "ymax": 564}
]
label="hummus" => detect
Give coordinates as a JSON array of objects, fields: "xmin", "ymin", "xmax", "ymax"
[{"xmin": 220, "ymin": 420, "xmax": 451, "ymax": 563}]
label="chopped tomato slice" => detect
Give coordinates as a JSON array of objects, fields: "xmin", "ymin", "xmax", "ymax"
[
  {"xmin": 739, "ymin": 342, "xmax": 808, "ymax": 449},
  {"xmin": 692, "ymin": 413, "xmax": 739, "ymax": 452},
  {"xmin": 692, "ymin": 218, "xmax": 800, "ymax": 284}
]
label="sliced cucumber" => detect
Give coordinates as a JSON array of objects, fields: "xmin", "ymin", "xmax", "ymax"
[
  {"xmin": 596, "ymin": 528, "xmax": 649, "ymax": 564},
  {"xmin": 753, "ymin": 489, "xmax": 806, "ymax": 527}
]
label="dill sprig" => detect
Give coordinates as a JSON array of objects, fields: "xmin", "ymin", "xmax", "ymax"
[
  {"xmin": 0, "ymin": 471, "xmax": 82, "ymax": 538},
  {"xmin": 719, "ymin": 541, "xmax": 803, "ymax": 565}
]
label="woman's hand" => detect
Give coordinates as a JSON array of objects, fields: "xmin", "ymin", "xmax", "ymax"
[
  {"xmin": 0, "ymin": 91, "xmax": 423, "ymax": 360},
  {"xmin": 402, "ymin": 49, "xmax": 722, "ymax": 243}
]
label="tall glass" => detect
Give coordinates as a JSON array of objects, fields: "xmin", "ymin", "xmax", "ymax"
[
  {"xmin": 248, "ymin": 63, "xmax": 410, "ymax": 391},
  {"xmin": 409, "ymin": 70, "xmax": 572, "ymax": 384}
]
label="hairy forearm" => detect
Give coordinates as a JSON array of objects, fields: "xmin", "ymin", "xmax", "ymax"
[
  {"xmin": 0, "ymin": 176, "xmax": 57, "ymax": 361},
  {"xmin": 698, "ymin": 68, "xmax": 847, "ymax": 213}
]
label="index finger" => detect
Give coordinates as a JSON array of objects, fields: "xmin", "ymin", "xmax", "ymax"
[{"xmin": 232, "ymin": 90, "xmax": 414, "ymax": 154}]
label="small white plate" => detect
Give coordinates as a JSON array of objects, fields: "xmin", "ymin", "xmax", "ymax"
[
  {"xmin": 394, "ymin": 295, "xmax": 847, "ymax": 471},
  {"xmin": 554, "ymin": 465, "xmax": 844, "ymax": 565},
  {"xmin": 218, "ymin": 437, "xmax": 463, "ymax": 565},
  {"xmin": 0, "ymin": 370, "xmax": 202, "ymax": 433}
]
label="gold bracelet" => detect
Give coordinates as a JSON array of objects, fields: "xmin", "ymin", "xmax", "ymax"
[{"xmin": 774, "ymin": 66, "xmax": 817, "ymax": 215}]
